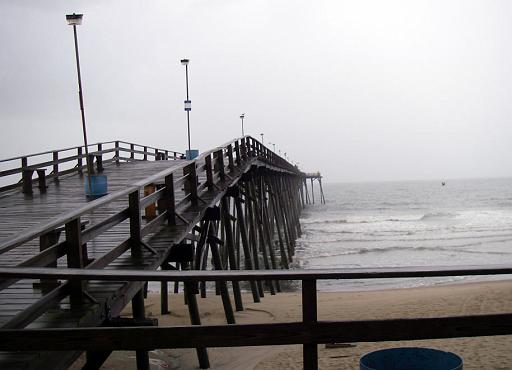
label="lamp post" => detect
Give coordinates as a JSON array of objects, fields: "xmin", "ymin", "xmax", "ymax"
[
  {"xmin": 180, "ymin": 59, "xmax": 192, "ymax": 154},
  {"xmin": 260, "ymin": 133, "xmax": 264, "ymax": 144},
  {"xmin": 66, "ymin": 13, "xmax": 93, "ymax": 195},
  {"xmin": 271, "ymin": 142, "xmax": 276, "ymax": 152},
  {"xmin": 240, "ymin": 114, "xmax": 245, "ymax": 137}
]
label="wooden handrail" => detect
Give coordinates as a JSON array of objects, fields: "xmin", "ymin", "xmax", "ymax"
[
  {"xmin": 0, "ymin": 140, "xmax": 183, "ymax": 164},
  {"xmin": 1, "ymin": 313, "xmax": 511, "ymax": 350},
  {"xmin": 0, "ymin": 264, "xmax": 511, "ymax": 369},
  {"xmin": 0, "ymin": 264, "xmax": 511, "ymax": 282}
]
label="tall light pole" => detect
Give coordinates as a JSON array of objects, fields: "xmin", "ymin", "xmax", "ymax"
[
  {"xmin": 181, "ymin": 59, "xmax": 192, "ymax": 154},
  {"xmin": 260, "ymin": 133, "xmax": 264, "ymax": 144},
  {"xmin": 66, "ymin": 13, "xmax": 92, "ymax": 195},
  {"xmin": 240, "ymin": 114, "xmax": 245, "ymax": 137}
]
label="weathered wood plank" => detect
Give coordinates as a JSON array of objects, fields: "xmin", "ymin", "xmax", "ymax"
[{"xmin": 2, "ymin": 313, "xmax": 512, "ymax": 350}]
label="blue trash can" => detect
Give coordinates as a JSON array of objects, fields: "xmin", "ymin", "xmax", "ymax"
[
  {"xmin": 186, "ymin": 149, "xmax": 199, "ymax": 160},
  {"xmin": 360, "ymin": 347, "xmax": 462, "ymax": 370},
  {"xmin": 85, "ymin": 175, "xmax": 108, "ymax": 198}
]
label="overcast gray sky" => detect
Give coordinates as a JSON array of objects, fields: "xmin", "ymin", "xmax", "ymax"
[{"xmin": 1, "ymin": 0, "xmax": 511, "ymax": 182}]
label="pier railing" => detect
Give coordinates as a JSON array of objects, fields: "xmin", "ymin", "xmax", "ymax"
[
  {"xmin": 0, "ymin": 140, "xmax": 184, "ymax": 194},
  {"xmin": 0, "ymin": 265, "xmax": 511, "ymax": 370},
  {"xmin": 0, "ymin": 136, "xmax": 302, "ymax": 329},
  {"xmin": 0, "ymin": 136, "xmax": 298, "ymax": 257}
]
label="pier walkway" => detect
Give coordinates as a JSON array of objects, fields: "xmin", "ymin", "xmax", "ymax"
[{"xmin": 0, "ymin": 137, "xmax": 307, "ymax": 369}]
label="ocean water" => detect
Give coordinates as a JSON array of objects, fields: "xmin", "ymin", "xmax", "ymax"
[{"xmin": 295, "ymin": 178, "xmax": 512, "ymax": 291}]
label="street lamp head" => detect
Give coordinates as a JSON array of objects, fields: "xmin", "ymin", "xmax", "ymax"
[
  {"xmin": 181, "ymin": 59, "xmax": 190, "ymax": 66},
  {"xmin": 66, "ymin": 13, "xmax": 83, "ymax": 26},
  {"xmin": 240, "ymin": 114, "xmax": 245, "ymax": 119}
]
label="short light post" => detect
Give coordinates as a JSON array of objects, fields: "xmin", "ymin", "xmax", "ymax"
[
  {"xmin": 66, "ymin": 13, "xmax": 95, "ymax": 197},
  {"xmin": 240, "ymin": 114, "xmax": 245, "ymax": 137},
  {"xmin": 180, "ymin": 59, "xmax": 196, "ymax": 159},
  {"xmin": 260, "ymin": 133, "xmax": 264, "ymax": 144}
]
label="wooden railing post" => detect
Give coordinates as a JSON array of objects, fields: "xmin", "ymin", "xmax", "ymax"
[
  {"xmin": 87, "ymin": 154, "xmax": 95, "ymax": 176},
  {"xmin": 214, "ymin": 149, "xmax": 225, "ymax": 181},
  {"xmin": 129, "ymin": 190, "xmax": 143, "ymax": 259},
  {"xmin": 143, "ymin": 146, "xmax": 148, "ymax": 161},
  {"xmin": 184, "ymin": 163, "xmax": 198, "ymax": 206},
  {"xmin": 130, "ymin": 144, "xmax": 135, "ymax": 160},
  {"xmin": 96, "ymin": 144, "xmax": 103, "ymax": 173},
  {"xmin": 65, "ymin": 217, "xmax": 86, "ymax": 305},
  {"xmin": 227, "ymin": 145, "xmax": 235, "ymax": 172},
  {"xmin": 164, "ymin": 174, "xmax": 176, "ymax": 225},
  {"xmin": 302, "ymin": 279, "xmax": 318, "ymax": 370},
  {"xmin": 246, "ymin": 137, "xmax": 252, "ymax": 157},
  {"xmin": 115, "ymin": 141, "xmax": 120, "ymax": 165},
  {"xmin": 155, "ymin": 148, "xmax": 159, "ymax": 161},
  {"xmin": 240, "ymin": 139, "xmax": 247, "ymax": 161},
  {"xmin": 234, "ymin": 141, "xmax": 241, "ymax": 167},
  {"xmin": 52, "ymin": 151, "xmax": 59, "ymax": 182},
  {"xmin": 77, "ymin": 148, "xmax": 83, "ymax": 173},
  {"xmin": 165, "ymin": 150, "xmax": 169, "ymax": 160},
  {"xmin": 22, "ymin": 169, "xmax": 33, "ymax": 195},
  {"xmin": 205, "ymin": 155, "xmax": 214, "ymax": 191},
  {"xmin": 252, "ymin": 139, "xmax": 257, "ymax": 157}
]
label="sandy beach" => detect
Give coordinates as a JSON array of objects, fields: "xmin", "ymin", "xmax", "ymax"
[{"xmin": 70, "ymin": 279, "xmax": 512, "ymax": 369}]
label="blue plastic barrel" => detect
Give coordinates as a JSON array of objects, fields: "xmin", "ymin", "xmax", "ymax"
[
  {"xmin": 186, "ymin": 149, "xmax": 199, "ymax": 160},
  {"xmin": 85, "ymin": 175, "xmax": 108, "ymax": 198},
  {"xmin": 360, "ymin": 347, "xmax": 462, "ymax": 370}
]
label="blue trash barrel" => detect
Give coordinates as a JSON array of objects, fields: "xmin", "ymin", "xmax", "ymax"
[
  {"xmin": 360, "ymin": 347, "xmax": 462, "ymax": 370},
  {"xmin": 186, "ymin": 149, "xmax": 199, "ymax": 160},
  {"xmin": 85, "ymin": 175, "xmax": 108, "ymax": 198}
]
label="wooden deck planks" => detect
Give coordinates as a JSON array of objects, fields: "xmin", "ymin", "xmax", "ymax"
[{"xmin": 0, "ymin": 155, "xmax": 230, "ymax": 368}]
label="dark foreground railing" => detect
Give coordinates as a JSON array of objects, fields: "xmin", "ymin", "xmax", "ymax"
[{"xmin": 0, "ymin": 265, "xmax": 511, "ymax": 370}]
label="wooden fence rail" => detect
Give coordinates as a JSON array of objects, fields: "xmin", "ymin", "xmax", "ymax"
[{"xmin": 0, "ymin": 265, "xmax": 512, "ymax": 370}]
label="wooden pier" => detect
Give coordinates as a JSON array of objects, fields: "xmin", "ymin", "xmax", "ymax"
[
  {"xmin": 303, "ymin": 172, "xmax": 325, "ymax": 205},
  {"xmin": 0, "ymin": 137, "xmax": 312, "ymax": 370},
  {"xmin": 1, "ymin": 138, "xmax": 510, "ymax": 370}
]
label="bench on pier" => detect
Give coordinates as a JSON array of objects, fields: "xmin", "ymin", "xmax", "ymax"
[{"xmin": 21, "ymin": 167, "xmax": 47, "ymax": 195}]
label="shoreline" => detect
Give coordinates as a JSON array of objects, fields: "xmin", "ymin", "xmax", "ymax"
[{"xmin": 71, "ymin": 278, "xmax": 512, "ymax": 370}]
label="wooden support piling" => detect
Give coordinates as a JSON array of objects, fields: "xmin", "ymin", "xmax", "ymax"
[
  {"xmin": 234, "ymin": 192, "xmax": 261, "ymax": 303},
  {"xmin": 208, "ymin": 221, "xmax": 236, "ymax": 324},
  {"xmin": 248, "ymin": 178, "xmax": 276, "ymax": 295},
  {"xmin": 220, "ymin": 198, "xmax": 244, "ymax": 311},
  {"xmin": 244, "ymin": 180, "xmax": 264, "ymax": 297},
  {"xmin": 310, "ymin": 178, "xmax": 315, "ymax": 204},
  {"xmin": 184, "ymin": 281, "xmax": 210, "ymax": 369}
]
